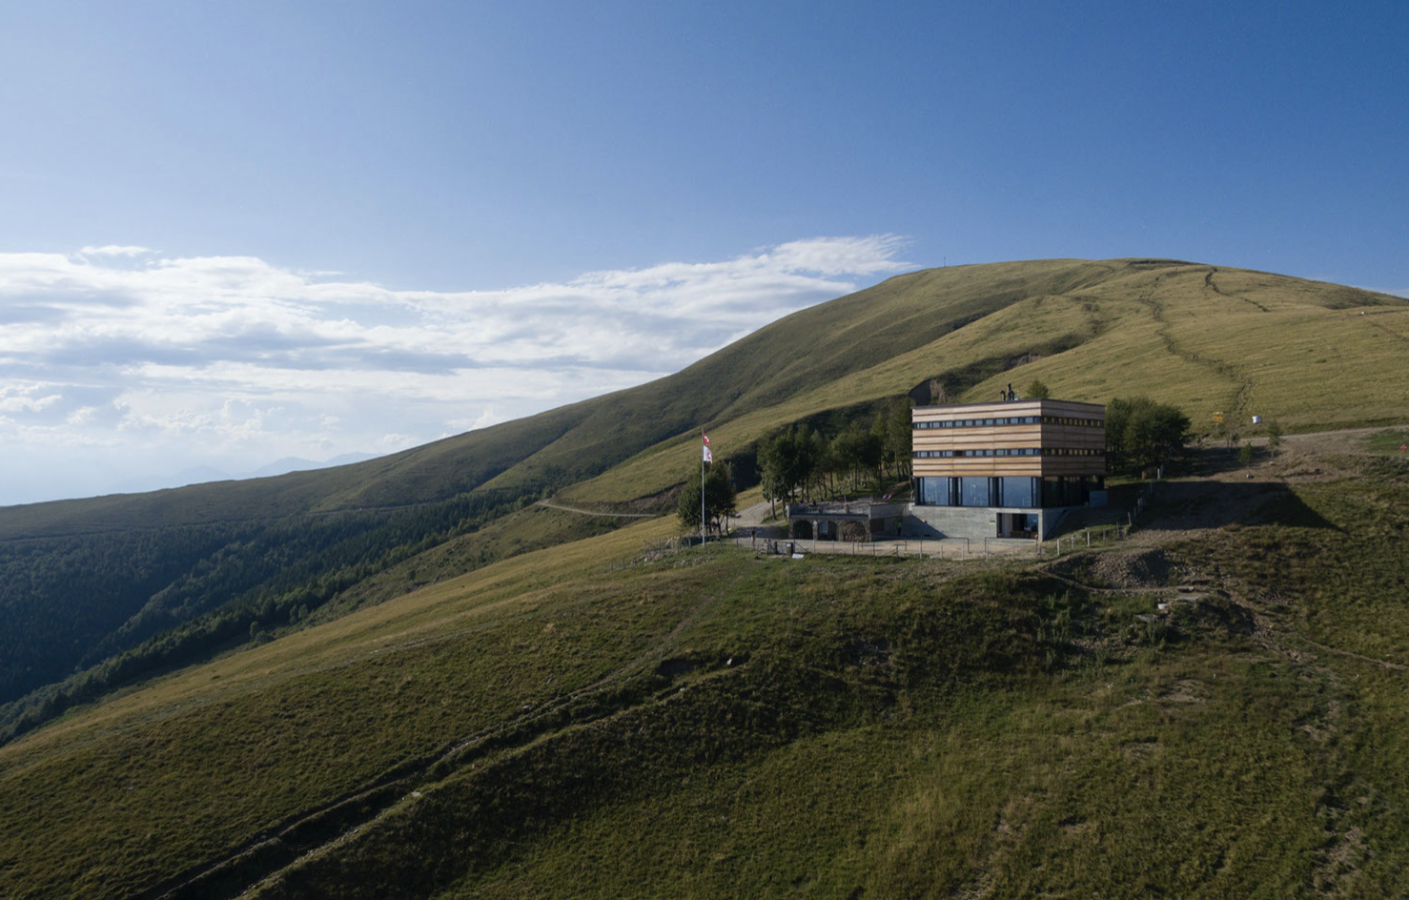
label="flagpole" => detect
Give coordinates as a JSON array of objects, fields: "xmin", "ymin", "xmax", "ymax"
[{"xmin": 701, "ymin": 430, "xmax": 707, "ymax": 548}]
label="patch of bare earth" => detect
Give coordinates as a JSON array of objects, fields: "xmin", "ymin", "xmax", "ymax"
[{"xmin": 1085, "ymin": 547, "xmax": 1179, "ymax": 590}]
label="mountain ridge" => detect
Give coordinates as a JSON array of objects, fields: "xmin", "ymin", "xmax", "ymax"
[
  {"xmin": 6, "ymin": 257, "xmax": 1402, "ymax": 538},
  {"xmin": 4, "ymin": 256, "xmax": 1409, "ymax": 898}
]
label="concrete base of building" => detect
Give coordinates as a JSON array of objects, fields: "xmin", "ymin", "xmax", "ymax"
[{"xmin": 903, "ymin": 504, "xmax": 1073, "ymax": 541}]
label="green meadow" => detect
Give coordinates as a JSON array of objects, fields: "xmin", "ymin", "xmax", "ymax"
[
  {"xmin": 4, "ymin": 453, "xmax": 1409, "ymax": 897},
  {"xmin": 3, "ymin": 259, "xmax": 1409, "ymax": 898}
]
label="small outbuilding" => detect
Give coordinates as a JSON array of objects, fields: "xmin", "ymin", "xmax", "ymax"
[{"xmin": 785, "ymin": 501, "xmax": 903, "ymax": 542}]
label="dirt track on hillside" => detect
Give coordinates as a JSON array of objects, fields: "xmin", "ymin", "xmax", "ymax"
[{"xmin": 535, "ymin": 500, "xmax": 655, "ymax": 518}]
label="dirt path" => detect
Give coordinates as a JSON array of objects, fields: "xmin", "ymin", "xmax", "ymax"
[
  {"xmin": 535, "ymin": 500, "xmax": 656, "ymax": 518},
  {"xmin": 1278, "ymin": 424, "xmax": 1407, "ymax": 456},
  {"xmin": 1296, "ymin": 637, "xmax": 1409, "ymax": 673},
  {"xmin": 734, "ymin": 499, "xmax": 773, "ymax": 527}
]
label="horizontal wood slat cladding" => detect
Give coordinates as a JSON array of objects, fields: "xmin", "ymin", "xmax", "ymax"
[
  {"xmin": 912, "ymin": 459, "xmax": 1104, "ymax": 478},
  {"xmin": 911, "ymin": 398, "xmax": 1106, "ymax": 478}
]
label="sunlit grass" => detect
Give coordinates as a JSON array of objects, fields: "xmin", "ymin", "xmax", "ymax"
[{"xmin": 571, "ymin": 261, "xmax": 1408, "ymax": 503}]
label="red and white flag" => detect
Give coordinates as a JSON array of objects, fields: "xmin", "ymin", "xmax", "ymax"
[{"xmin": 702, "ymin": 432, "xmax": 713, "ymax": 463}]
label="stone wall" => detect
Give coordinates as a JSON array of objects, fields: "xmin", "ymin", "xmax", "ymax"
[
  {"xmin": 903, "ymin": 505, "xmax": 996, "ymax": 539},
  {"xmin": 903, "ymin": 505, "xmax": 1071, "ymax": 540}
]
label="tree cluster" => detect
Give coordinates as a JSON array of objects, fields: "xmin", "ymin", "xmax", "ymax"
[
  {"xmin": 1106, "ymin": 396, "xmax": 1191, "ymax": 475},
  {"xmin": 755, "ymin": 399, "xmax": 913, "ymax": 517},
  {"xmin": 677, "ymin": 462, "xmax": 737, "ymax": 536}
]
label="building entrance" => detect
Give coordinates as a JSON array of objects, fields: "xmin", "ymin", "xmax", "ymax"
[{"xmin": 997, "ymin": 513, "xmax": 1040, "ymax": 539}]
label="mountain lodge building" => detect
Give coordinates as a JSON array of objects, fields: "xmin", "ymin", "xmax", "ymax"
[
  {"xmin": 908, "ymin": 397, "xmax": 1106, "ymax": 539},
  {"xmin": 784, "ymin": 397, "xmax": 1106, "ymax": 543}
]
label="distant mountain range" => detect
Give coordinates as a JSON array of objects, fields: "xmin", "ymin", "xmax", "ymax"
[
  {"xmin": 182, "ymin": 451, "xmax": 384, "ymax": 485},
  {"xmin": 111, "ymin": 452, "xmax": 385, "ymax": 495}
]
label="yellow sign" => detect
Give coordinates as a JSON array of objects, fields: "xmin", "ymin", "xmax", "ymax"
[{"xmin": 1212, "ymin": 411, "xmax": 1224, "ymax": 425}]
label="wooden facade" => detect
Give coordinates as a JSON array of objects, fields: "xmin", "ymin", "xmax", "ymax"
[
  {"xmin": 911, "ymin": 399, "xmax": 1106, "ymax": 479},
  {"xmin": 911, "ymin": 399, "xmax": 1106, "ymax": 515}
]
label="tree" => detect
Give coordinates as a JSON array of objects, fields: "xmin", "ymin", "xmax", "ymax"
[
  {"xmin": 677, "ymin": 462, "xmax": 737, "ymax": 536},
  {"xmin": 757, "ymin": 433, "xmax": 785, "ymax": 519},
  {"xmin": 1024, "ymin": 378, "xmax": 1052, "ymax": 400},
  {"xmin": 1238, "ymin": 442, "xmax": 1255, "ymax": 466},
  {"xmin": 758, "ymin": 429, "xmax": 801, "ymax": 510},
  {"xmin": 1106, "ymin": 396, "xmax": 1191, "ymax": 475},
  {"xmin": 808, "ymin": 428, "xmax": 831, "ymax": 501},
  {"xmin": 884, "ymin": 397, "xmax": 913, "ymax": 480},
  {"xmin": 759, "ymin": 424, "xmax": 826, "ymax": 505},
  {"xmin": 832, "ymin": 422, "xmax": 874, "ymax": 493},
  {"xmin": 759, "ymin": 464, "xmax": 784, "ymax": 520},
  {"xmin": 816, "ymin": 431, "xmax": 842, "ymax": 499}
]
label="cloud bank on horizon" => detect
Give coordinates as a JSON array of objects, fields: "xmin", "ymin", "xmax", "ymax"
[{"xmin": 0, "ymin": 236, "xmax": 911, "ymax": 505}]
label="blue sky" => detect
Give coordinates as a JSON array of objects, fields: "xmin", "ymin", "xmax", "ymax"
[{"xmin": 0, "ymin": 1, "xmax": 1405, "ymax": 504}]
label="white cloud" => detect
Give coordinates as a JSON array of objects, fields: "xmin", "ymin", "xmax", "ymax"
[
  {"xmin": 378, "ymin": 433, "xmax": 421, "ymax": 450},
  {"xmin": 78, "ymin": 245, "xmax": 155, "ymax": 257},
  {"xmin": 0, "ymin": 237, "xmax": 912, "ymax": 504},
  {"xmin": 0, "ymin": 384, "xmax": 64, "ymax": 414}
]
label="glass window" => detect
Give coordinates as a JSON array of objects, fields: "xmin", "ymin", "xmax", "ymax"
[
  {"xmin": 920, "ymin": 477, "xmax": 945, "ymax": 505},
  {"xmin": 1000, "ymin": 477, "xmax": 1037, "ymax": 508},
  {"xmin": 960, "ymin": 477, "xmax": 990, "ymax": 507}
]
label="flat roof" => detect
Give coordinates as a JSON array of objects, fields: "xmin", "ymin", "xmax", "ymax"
[{"xmin": 912, "ymin": 398, "xmax": 1105, "ymax": 415}]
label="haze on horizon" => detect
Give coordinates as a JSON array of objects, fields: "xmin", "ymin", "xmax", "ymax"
[{"xmin": 1, "ymin": 1, "xmax": 1404, "ymax": 506}]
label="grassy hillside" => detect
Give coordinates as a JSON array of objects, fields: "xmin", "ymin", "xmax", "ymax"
[
  {"xmin": 0, "ymin": 496, "xmax": 637, "ymax": 744},
  {"xmin": 0, "ymin": 259, "xmax": 1153, "ymax": 714},
  {"xmin": 566, "ymin": 259, "xmax": 1409, "ymax": 503},
  {"xmin": 4, "ymin": 450, "xmax": 1409, "ymax": 897},
  {"xmin": 10, "ymin": 257, "xmax": 1398, "ymax": 538},
  {"xmin": 2, "ymin": 256, "xmax": 1409, "ymax": 896},
  {"xmin": 2, "ymin": 256, "xmax": 1405, "ymax": 749}
]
